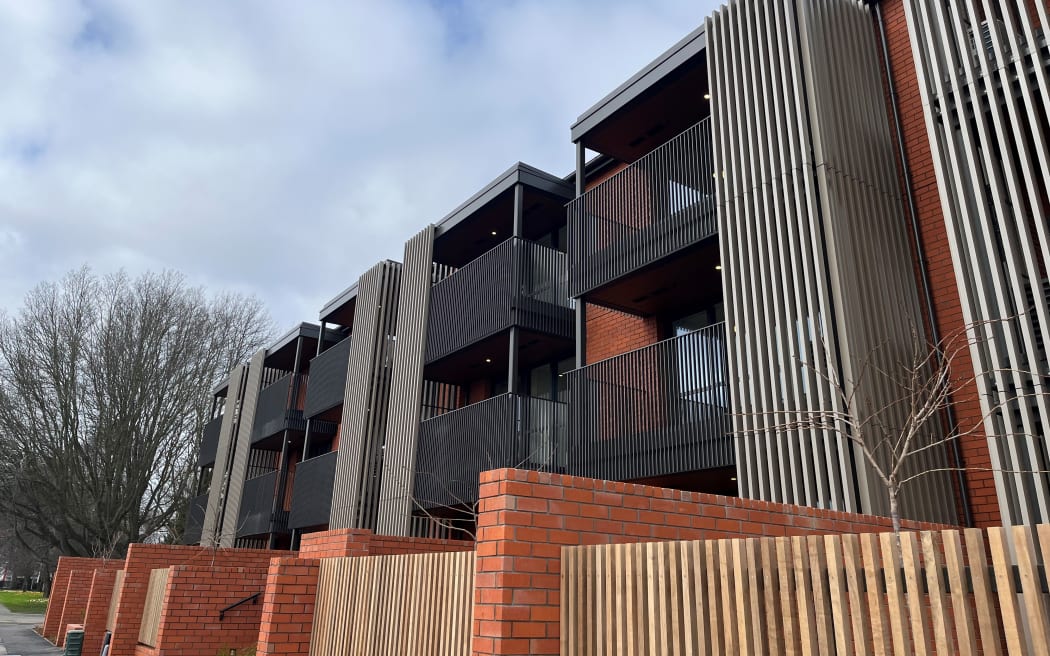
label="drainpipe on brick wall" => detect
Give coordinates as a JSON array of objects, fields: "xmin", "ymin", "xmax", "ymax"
[{"xmin": 874, "ymin": 2, "xmax": 972, "ymax": 527}]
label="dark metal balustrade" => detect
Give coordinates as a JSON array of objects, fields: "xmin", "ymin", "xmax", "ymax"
[
  {"xmin": 414, "ymin": 394, "xmax": 566, "ymax": 509},
  {"xmin": 181, "ymin": 493, "xmax": 208, "ymax": 545},
  {"xmin": 568, "ymin": 117, "xmax": 717, "ymax": 298},
  {"xmin": 288, "ymin": 451, "xmax": 337, "ymax": 530},
  {"xmin": 564, "ymin": 322, "xmax": 731, "ymax": 481},
  {"xmin": 198, "ymin": 415, "xmax": 223, "ymax": 467},
  {"xmin": 237, "ymin": 470, "xmax": 285, "ymax": 538},
  {"xmin": 304, "ymin": 336, "xmax": 352, "ymax": 418},
  {"xmin": 425, "ymin": 238, "xmax": 573, "ymax": 364},
  {"xmin": 252, "ymin": 373, "xmax": 307, "ymax": 442}
]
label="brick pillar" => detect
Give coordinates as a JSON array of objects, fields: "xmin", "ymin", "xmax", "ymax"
[
  {"xmin": 44, "ymin": 557, "xmax": 121, "ymax": 644},
  {"xmin": 256, "ymin": 557, "xmax": 319, "ymax": 656},
  {"xmin": 82, "ymin": 568, "xmax": 119, "ymax": 656},
  {"xmin": 56, "ymin": 568, "xmax": 93, "ymax": 646}
]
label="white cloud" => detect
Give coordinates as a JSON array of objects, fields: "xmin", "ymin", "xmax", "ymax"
[{"xmin": 0, "ymin": 0, "xmax": 718, "ymax": 328}]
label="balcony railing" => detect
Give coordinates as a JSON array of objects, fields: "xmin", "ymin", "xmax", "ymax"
[
  {"xmin": 564, "ymin": 322, "xmax": 731, "ymax": 481},
  {"xmin": 182, "ymin": 493, "xmax": 208, "ymax": 545},
  {"xmin": 198, "ymin": 415, "xmax": 223, "ymax": 467},
  {"xmin": 414, "ymin": 393, "xmax": 566, "ymax": 509},
  {"xmin": 252, "ymin": 373, "xmax": 307, "ymax": 442},
  {"xmin": 304, "ymin": 336, "xmax": 352, "ymax": 418},
  {"xmin": 288, "ymin": 451, "xmax": 337, "ymax": 530},
  {"xmin": 236, "ymin": 470, "xmax": 285, "ymax": 538},
  {"xmin": 425, "ymin": 237, "xmax": 573, "ymax": 364},
  {"xmin": 568, "ymin": 117, "xmax": 717, "ymax": 298}
]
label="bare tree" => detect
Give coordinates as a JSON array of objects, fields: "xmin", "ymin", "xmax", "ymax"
[
  {"xmin": 737, "ymin": 318, "xmax": 1043, "ymax": 538},
  {"xmin": 0, "ymin": 267, "xmax": 275, "ymax": 559}
]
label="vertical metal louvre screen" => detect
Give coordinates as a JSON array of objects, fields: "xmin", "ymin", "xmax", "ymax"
[
  {"xmin": 220, "ymin": 349, "xmax": 266, "ymax": 546},
  {"xmin": 708, "ymin": 0, "xmax": 955, "ymax": 523},
  {"xmin": 901, "ymin": 0, "xmax": 1050, "ymax": 524},
  {"xmin": 201, "ymin": 365, "xmax": 244, "ymax": 546},
  {"xmin": 330, "ymin": 260, "xmax": 402, "ymax": 531}
]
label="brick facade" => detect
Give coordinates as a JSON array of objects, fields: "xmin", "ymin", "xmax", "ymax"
[
  {"xmin": 584, "ymin": 303, "xmax": 661, "ymax": 364},
  {"xmin": 43, "ymin": 557, "xmax": 121, "ymax": 644},
  {"xmin": 471, "ymin": 468, "xmax": 947, "ymax": 656},
  {"xmin": 151, "ymin": 564, "xmax": 270, "ymax": 656},
  {"xmin": 878, "ymin": 0, "xmax": 1000, "ymax": 526},
  {"xmin": 108, "ymin": 544, "xmax": 285, "ymax": 656}
]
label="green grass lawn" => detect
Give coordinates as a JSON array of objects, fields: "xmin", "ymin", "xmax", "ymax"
[{"xmin": 0, "ymin": 590, "xmax": 49, "ymax": 614}]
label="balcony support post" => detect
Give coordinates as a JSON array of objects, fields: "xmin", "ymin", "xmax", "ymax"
[{"xmin": 574, "ymin": 140, "xmax": 587, "ymax": 369}]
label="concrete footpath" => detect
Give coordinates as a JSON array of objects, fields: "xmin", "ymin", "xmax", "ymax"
[{"xmin": 0, "ymin": 605, "xmax": 61, "ymax": 656}]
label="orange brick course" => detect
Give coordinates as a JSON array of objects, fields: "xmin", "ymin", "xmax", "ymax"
[
  {"xmin": 108, "ymin": 544, "xmax": 286, "ymax": 656},
  {"xmin": 298, "ymin": 527, "xmax": 472, "ymax": 559},
  {"xmin": 471, "ymin": 468, "xmax": 949, "ymax": 656},
  {"xmin": 56, "ymin": 568, "xmax": 92, "ymax": 647},
  {"xmin": 584, "ymin": 304, "xmax": 661, "ymax": 364},
  {"xmin": 44, "ymin": 557, "xmax": 122, "ymax": 644}
]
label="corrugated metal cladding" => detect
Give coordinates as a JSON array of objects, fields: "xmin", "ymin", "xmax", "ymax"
[
  {"xmin": 200, "ymin": 364, "xmax": 244, "ymax": 546},
  {"xmin": 901, "ymin": 0, "xmax": 1050, "ymax": 524},
  {"xmin": 708, "ymin": 0, "xmax": 954, "ymax": 523},
  {"xmin": 219, "ymin": 348, "xmax": 266, "ymax": 547},
  {"xmin": 375, "ymin": 227, "xmax": 440, "ymax": 535},
  {"xmin": 329, "ymin": 260, "xmax": 402, "ymax": 530}
]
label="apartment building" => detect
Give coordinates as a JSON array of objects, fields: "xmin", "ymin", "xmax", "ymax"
[{"xmin": 184, "ymin": 0, "xmax": 1050, "ymax": 543}]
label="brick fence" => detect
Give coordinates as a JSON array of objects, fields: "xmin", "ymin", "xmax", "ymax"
[
  {"xmin": 470, "ymin": 468, "xmax": 949, "ymax": 656},
  {"xmin": 108, "ymin": 544, "xmax": 285, "ymax": 656},
  {"xmin": 82, "ymin": 568, "xmax": 120, "ymax": 656},
  {"xmin": 43, "ymin": 557, "xmax": 122, "ymax": 644}
]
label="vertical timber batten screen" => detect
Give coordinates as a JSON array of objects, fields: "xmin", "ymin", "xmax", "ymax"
[
  {"xmin": 902, "ymin": 0, "xmax": 1050, "ymax": 525},
  {"xmin": 331, "ymin": 261, "xmax": 402, "ymax": 531},
  {"xmin": 708, "ymin": 0, "xmax": 954, "ymax": 523},
  {"xmin": 201, "ymin": 364, "xmax": 245, "ymax": 546},
  {"xmin": 137, "ymin": 567, "xmax": 169, "ymax": 648},
  {"xmin": 562, "ymin": 525, "xmax": 1050, "ymax": 655},
  {"xmin": 567, "ymin": 118, "xmax": 718, "ymax": 299},
  {"xmin": 220, "ymin": 349, "xmax": 267, "ymax": 547},
  {"xmin": 309, "ymin": 551, "xmax": 476, "ymax": 656},
  {"xmin": 565, "ymin": 323, "xmax": 732, "ymax": 481},
  {"xmin": 105, "ymin": 569, "xmax": 125, "ymax": 633}
]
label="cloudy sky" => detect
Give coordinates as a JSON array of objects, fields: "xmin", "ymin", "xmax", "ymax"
[{"xmin": 1, "ymin": 0, "xmax": 718, "ymax": 329}]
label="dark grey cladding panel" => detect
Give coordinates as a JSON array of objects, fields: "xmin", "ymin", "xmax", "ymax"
[
  {"xmin": 182, "ymin": 493, "xmax": 209, "ymax": 545},
  {"xmin": 198, "ymin": 415, "xmax": 223, "ymax": 467},
  {"xmin": 376, "ymin": 227, "xmax": 437, "ymax": 536},
  {"xmin": 304, "ymin": 336, "xmax": 352, "ymax": 418},
  {"xmin": 236, "ymin": 470, "xmax": 281, "ymax": 538},
  {"xmin": 330, "ymin": 260, "xmax": 402, "ymax": 530},
  {"xmin": 289, "ymin": 451, "xmax": 337, "ymax": 530}
]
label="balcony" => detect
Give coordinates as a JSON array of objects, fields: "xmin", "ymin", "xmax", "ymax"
[
  {"xmin": 568, "ymin": 118, "xmax": 718, "ymax": 313},
  {"xmin": 236, "ymin": 470, "xmax": 285, "ymax": 538},
  {"xmin": 288, "ymin": 451, "xmax": 336, "ymax": 530},
  {"xmin": 424, "ymin": 237, "xmax": 573, "ymax": 377},
  {"xmin": 181, "ymin": 493, "xmax": 208, "ymax": 545},
  {"xmin": 564, "ymin": 322, "xmax": 732, "ymax": 481},
  {"xmin": 197, "ymin": 415, "xmax": 222, "ymax": 467},
  {"xmin": 252, "ymin": 373, "xmax": 337, "ymax": 448},
  {"xmin": 414, "ymin": 394, "xmax": 565, "ymax": 509},
  {"xmin": 303, "ymin": 336, "xmax": 352, "ymax": 418}
]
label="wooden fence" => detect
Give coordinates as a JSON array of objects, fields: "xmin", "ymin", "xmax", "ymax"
[
  {"xmin": 138, "ymin": 567, "xmax": 170, "ymax": 648},
  {"xmin": 562, "ymin": 526, "xmax": 1050, "ymax": 655},
  {"xmin": 106, "ymin": 569, "xmax": 125, "ymax": 632},
  {"xmin": 309, "ymin": 550, "xmax": 476, "ymax": 656}
]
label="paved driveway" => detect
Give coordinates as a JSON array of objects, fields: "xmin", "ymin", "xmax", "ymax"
[{"xmin": 0, "ymin": 606, "xmax": 61, "ymax": 656}]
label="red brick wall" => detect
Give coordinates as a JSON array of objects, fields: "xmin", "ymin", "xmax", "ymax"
[
  {"xmin": 878, "ymin": 0, "xmax": 1000, "ymax": 526},
  {"xmin": 56, "ymin": 568, "xmax": 92, "ymax": 646},
  {"xmin": 471, "ymin": 468, "xmax": 948, "ymax": 656},
  {"xmin": 298, "ymin": 528, "xmax": 472, "ymax": 560},
  {"xmin": 153, "ymin": 564, "xmax": 269, "ymax": 656},
  {"xmin": 109, "ymin": 544, "xmax": 286, "ymax": 656},
  {"xmin": 256, "ymin": 557, "xmax": 319, "ymax": 656},
  {"xmin": 82, "ymin": 568, "xmax": 120, "ymax": 656},
  {"xmin": 44, "ymin": 557, "xmax": 121, "ymax": 643},
  {"xmin": 585, "ymin": 304, "xmax": 661, "ymax": 364}
]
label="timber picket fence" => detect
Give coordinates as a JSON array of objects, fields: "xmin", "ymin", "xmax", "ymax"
[
  {"xmin": 562, "ymin": 526, "xmax": 1050, "ymax": 655},
  {"xmin": 309, "ymin": 550, "xmax": 476, "ymax": 656},
  {"xmin": 137, "ymin": 567, "xmax": 169, "ymax": 648},
  {"xmin": 106, "ymin": 569, "xmax": 125, "ymax": 632}
]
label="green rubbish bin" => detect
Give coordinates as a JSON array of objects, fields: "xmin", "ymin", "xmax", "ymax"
[{"xmin": 64, "ymin": 629, "xmax": 84, "ymax": 656}]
